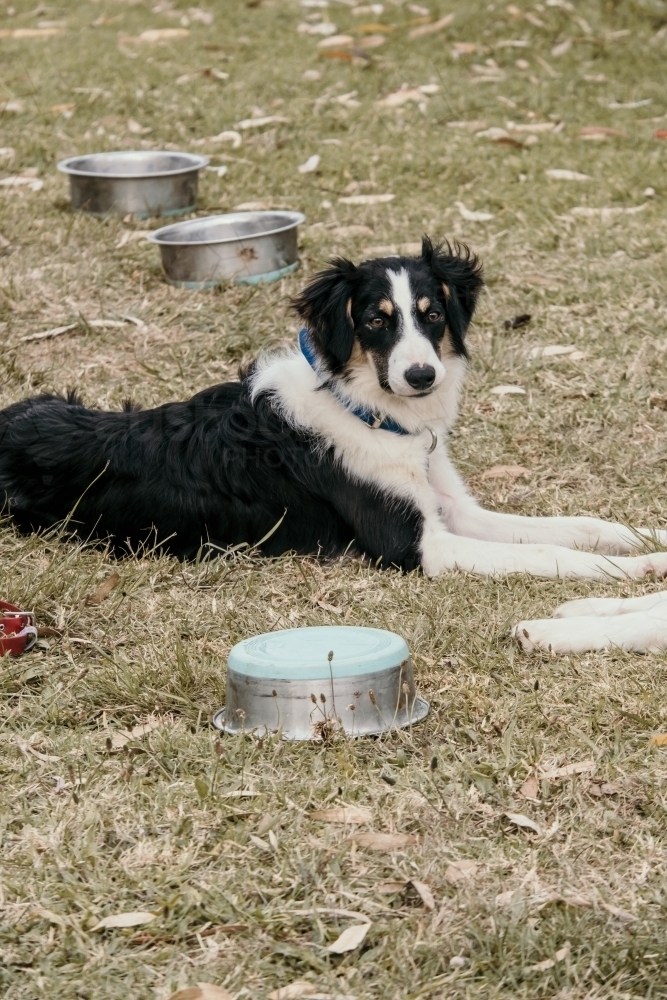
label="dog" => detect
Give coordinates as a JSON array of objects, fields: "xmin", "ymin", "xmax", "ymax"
[
  {"xmin": 1, "ymin": 236, "xmax": 667, "ymax": 585},
  {"xmin": 514, "ymin": 592, "xmax": 667, "ymax": 655}
]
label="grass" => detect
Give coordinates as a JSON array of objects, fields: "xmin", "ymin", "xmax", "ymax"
[{"xmin": 2, "ymin": 0, "xmax": 667, "ymax": 997}]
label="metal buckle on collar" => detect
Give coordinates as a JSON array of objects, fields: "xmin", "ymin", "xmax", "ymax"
[{"xmin": 426, "ymin": 428, "xmax": 438, "ymax": 454}]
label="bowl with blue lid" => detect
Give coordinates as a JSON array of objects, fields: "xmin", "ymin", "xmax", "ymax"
[{"xmin": 213, "ymin": 626, "xmax": 429, "ymax": 741}]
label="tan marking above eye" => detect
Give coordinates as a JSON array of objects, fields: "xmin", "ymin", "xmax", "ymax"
[
  {"xmin": 378, "ymin": 298, "xmax": 394, "ymax": 315},
  {"xmin": 346, "ymin": 297, "xmax": 353, "ymax": 322},
  {"xmin": 417, "ymin": 296, "xmax": 431, "ymax": 312},
  {"xmin": 441, "ymin": 282, "xmax": 451, "ymax": 300}
]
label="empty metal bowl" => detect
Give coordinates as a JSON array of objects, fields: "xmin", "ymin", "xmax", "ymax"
[
  {"xmin": 213, "ymin": 626, "xmax": 430, "ymax": 741},
  {"xmin": 57, "ymin": 150, "xmax": 209, "ymax": 218},
  {"xmin": 147, "ymin": 210, "xmax": 306, "ymax": 288}
]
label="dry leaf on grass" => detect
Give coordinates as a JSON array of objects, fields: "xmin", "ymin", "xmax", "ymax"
[
  {"xmin": 338, "ymin": 193, "xmax": 394, "ymax": 205},
  {"xmin": 235, "ymin": 116, "xmax": 290, "ymax": 130},
  {"xmin": 599, "ymin": 901, "xmax": 636, "ymax": 922},
  {"xmin": 570, "ymin": 204, "xmax": 646, "ymax": 219},
  {"xmin": 17, "ymin": 739, "xmax": 60, "ymax": 763},
  {"xmin": 298, "ymin": 154, "xmax": 320, "ymax": 174},
  {"xmin": 519, "ymin": 775, "xmax": 540, "ymax": 799},
  {"xmin": 455, "ymin": 201, "xmax": 494, "ymax": 222},
  {"xmin": 551, "ymin": 38, "xmax": 572, "ymax": 56},
  {"xmin": 349, "ymin": 832, "xmax": 419, "ymax": 851},
  {"xmin": 409, "ymin": 13, "xmax": 455, "ymax": 39},
  {"xmin": 249, "ymin": 834, "xmax": 272, "ymax": 851},
  {"xmin": 116, "ymin": 230, "xmax": 151, "ymax": 248},
  {"xmin": 327, "ymin": 921, "xmax": 371, "ymax": 954},
  {"xmin": 0, "ymin": 27, "xmax": 63, "ymax": 38},
  {"xmin": 410, "ymin": 879, "xmax": 435, "ymax": 909},
  {"xmin": 481, "ymin": 465, "xmax": 530, "ymax": 480},
  {"xmin": 375, "ymin": 880, "xmax": 407, "ymax": 893},
  {"xmin": 310, "ymin": 805, "xmax": 373, "ymax": 824},
  {"xmin": 505, "ymin": 812, "xmax": 541, "ymax": 834},
  {"xmin": 317, "ymin": 34, "xmax": 354, "ymax": 49},
  {"xmin": 526, "ymin": 941, "xmax": 570, "ymax": 972},
  {"xmin": 545, "ymin": 168, "xmax": 591, "ymax": 181},
  {"xmin": 169, "ymin": 985, "xmax": 232, "ymax": 1000},
  {"xmin": 91, "ymin": 910, "xmax": 156, "ymax": 931},
  {"xmin": 490, "ymin": 385, "xmax": 526, "ymax": 395},
  {"xmin": 530, "ymin": 344, "xmax": 577, "ymax": 358},
  {"xmin": 649, "ymin": 733, "xmax": 667, "ymax": 746},
  {"xmin": 0, "ymin": 175, "xmax": 44, "ymax": 192},
  {"xmin": 86, "ymin": 571, "xmax": 120, "ymax": 605},
  {"xmin": 445, "ymin": 859, "xmax": 478, "ymax": 884},
  {"xmin": 357, "ymin": 34, "xmax": 386, "ymax": 48},
  {"xmin": 123, "ymin": 28, "xmax": 190, "ymax": 44},
  {"xmin": 578, "ymin": 126, "xmax": 627, "ymax": 139},
  {"xmin": 206, "ymin": 130, "xmax": 242, "ymax": 148},
  {"xmin": 110, "ymin": 716, "xmax": 166, "ymax": 750},
  {"xmin": 540, "ymin": 759, "xmax": 595, "ymax": 778}
]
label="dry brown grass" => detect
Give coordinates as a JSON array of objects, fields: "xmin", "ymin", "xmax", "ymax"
[{"xmin": 2, "ymin": 0, "xmax": 667, "ymax": 997}]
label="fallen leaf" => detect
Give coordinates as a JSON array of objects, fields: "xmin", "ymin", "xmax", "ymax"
[
  {"xmin": 455, "ymin": 200, "xmax": 494, "ymax": 221},
  {"xmin": 356, "ymin": 33, "xmax": 386, "ymax": 48},
  {"xmin": 526, "ymin": 941, "xmax": 570, "ymax": 972},
  {"xmin": 504, "ymin": 812, "xmax": 541, "ymax": 834},
  {"xmin": 0, "ymin": 147, "xmax": 15, "ymax": 162},
  {"xmin": 447, "ymin": 119, "xmax": 487, "ymax": 130},
  {"xmin": 606, "ymin": 99, "xmax": 651, "ymax": 109},
  {"xmin": 409, "ymin": 879, "xmax": 435, "ymax": 909},
  {"xmin": 490, "ymin": 385, "xmax": 526, "ymax": 395},
  {"xmin": 570, "ymin": 205, "xmax": 646, "ymax": 219},
  {"xmin": 452, "ymin": 41, "xmax": 477, "ymax": 55},
  {"xmin": 297, "ymin": 21, "xmax": 339, "ymax": 36},
  {"xmin": 249, "ymin": 834, "xmax": 272, "ymax": 851},
  {"xmin": 481, "ymin": 464, "xmax": 530, "ymax": 480},
  {"xmin": 310, "ymin": 805, "xmax": 373, "ymax": 824},
  {"xmin": 116, "ymin": 230, "xmax": 150, "ymax": 251},
  {"xmin": 649, "ymin": 733, "xmax": 667, "ymax": 746},
  {"xmin": 51, "ymin": 103, "xmax": 76, "ymax": 115},
  {"xmin": 317, "ymin": 33, "xmax": 354, "ymax": 49},
  {"xmin": 349, "ymin": 832, "xmax": 419, "ymax": 851},
  {"xmin": 169, "ymin": 986, "xmax": 233, "ymax": 1000},
  {"xmin": 327, "ymin": 921, "xmax": 371, "ymax": 954},
  {"xmin": 338, "ymin": 193, "xmax": 394, "ymax": 205},
  {"xmin": 508, "ymin": 121, "xmax": 556, "ymax": 133},
  {"xmin": 17, "ymin": 739, "xmax": 60, "ymax": 763},
  {"xmin": 545, "ymin": 168, "xmax": 591, "ymax": 181},
  {"xmin": 110, "ymin": 716, "xmax": 166, "ymax": 750},
  {"xmin": 0, "ymin": 175, "xmax": 44, "ymax": 192},
  {"xmin": 376, "ymin": 86, "xmax": 425, "ymax": 108},
  {"xmin": 91, "ymin": 911, "xmax": 156, "ymax": 931},
  {"xmin": 86, "ymin": 571, "xmax": 120, "ymax": 605},
  {"xmin": 476, "ymin": 127, "xmax": 524, "ymax": 148},
  {"xmin": 540, "ymin": 759, "xmax": 595, "ymax": 778},
  {"xmin": 578, "ymin": 126, "xmax": 627, "ymax": 139},
  {"xmin": 124, "ymin": 28, "xmax": 190, "ymax": 43},
  {"xmin": 235, "ymin": 115, "xmax": 290, "ymax": 129},
  {"xmin": 599, "ymin": 901, "xmax": 636, "ymax": 922},
  {"xmin": 268, "ymin": 983, "xmax": 318, "ymax": 1000},
  {"xmin": 656, "ymin": 129, "xmax": 667, "ymax": 140},
  {"xmin": 519, "ymin": 775, "xmax": 540, "ymax": 799},
  {"xmin": 298, "ymin": 154, "xmax": 320, "ymax": 174},
  {"xmin": 409, "ymin": 13, "xmax": 455, "ymax": 39},
  {"xmin": 530, "ymin": 344, "xmax": 577, "ymax": 358},
  {"xmin": 375, "ymin": 879, "xmax": 407, "ymax": 893},
  {"xmin": 551, "ymin": 38, "xmax": 572, "ymax": 57},
  {"xmin": 206, "ymin": 130, "xmax": 242, "ymax": 148},
  {"xmin": 127, "ymin": 118, "xmax": 151, "ymax": 134},
  {"xmin": 445, "ymin": 859, "xmax": 478, "ymax": 884},
  {"xmin": 6, "ymin": 27, "xmax": 63, "ymax": 39}
]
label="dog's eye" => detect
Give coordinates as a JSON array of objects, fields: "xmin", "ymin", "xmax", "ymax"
[
  {"xmin": 427, "ymin": 311, "xmax": 442, "ymax": 323},
  {"xmin": 369, "ymin": 317, "xmax": 385, "ymax": 328}
]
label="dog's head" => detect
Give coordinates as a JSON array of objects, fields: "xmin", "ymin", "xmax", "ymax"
[{"xmin": 292, "ymin": 236, "xmax": 483, "ymax": 397}]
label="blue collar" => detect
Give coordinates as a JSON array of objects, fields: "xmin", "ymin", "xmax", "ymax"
[{"xmin": 298, "ymin": 327, "xmax": 411, "ymax": 436}]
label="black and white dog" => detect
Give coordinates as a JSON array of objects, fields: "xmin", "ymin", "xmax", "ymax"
[{"xmin": 1, "ymin": 237, "xmax": 666, "ymax": 587}]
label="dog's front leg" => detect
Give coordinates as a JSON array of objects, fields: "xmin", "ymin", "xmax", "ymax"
[
  {"xmin": 420, "ymin": 517, "xmax": 667, "ymax": 580},
  {"xmin": 429, "ymin": 446, "xmax": 667, "ymax": 554}
]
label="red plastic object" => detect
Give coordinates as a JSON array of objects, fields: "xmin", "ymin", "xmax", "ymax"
[
  {"xmin": 656, "ymin": 130, "xmax": 667, "ymax": 140},
  {"xmin": 0, "ymin": 601, "xmax": 37, "ymax": 657}
]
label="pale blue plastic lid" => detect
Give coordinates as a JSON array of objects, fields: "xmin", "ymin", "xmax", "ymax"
[{"xmin": 228, "ymin": 626, "xmax": 409, "ymax": 681}]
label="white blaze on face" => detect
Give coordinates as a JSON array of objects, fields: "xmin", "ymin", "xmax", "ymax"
[{"xmin": 386, "ymin": 268, "xmax": 446, "ymax": 395}]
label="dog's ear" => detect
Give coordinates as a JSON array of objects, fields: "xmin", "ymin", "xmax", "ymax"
[
  {"xmin": 292, "ymin": 258, "xmax": 357, "ymax": 369},
  {"xmin": 421, "ymin": 235, "xmax": 483, "ymax": 356}
]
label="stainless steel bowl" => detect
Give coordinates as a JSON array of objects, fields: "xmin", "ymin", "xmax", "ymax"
[
  {"xmin": 57, "ymin": 151, "xmax": 209, "ymax": 218},
  {"xmin": 212, "ymin": 626, "xmax": 430, "ymax": 741},
  {"xmin": 147, "ymin": 210, "xmax": 306, "ymax": 288}
]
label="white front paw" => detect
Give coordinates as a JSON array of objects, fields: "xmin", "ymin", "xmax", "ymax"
[{"xmin": 513, "ymin": 619, "xmax": 555, "ymax": 653}]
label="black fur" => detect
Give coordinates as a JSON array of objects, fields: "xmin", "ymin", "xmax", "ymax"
[{"xmin": 0, "ymin": 240, "xmax": 483, "ymax": 568}]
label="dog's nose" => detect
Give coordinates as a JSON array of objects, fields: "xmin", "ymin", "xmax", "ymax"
[{"xmin": 404, "ymin": 364, "xmax": 436, "ymax": 391}]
